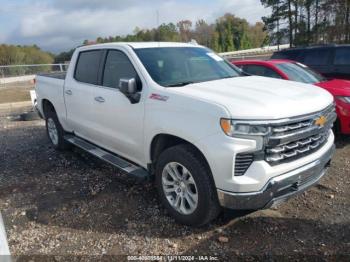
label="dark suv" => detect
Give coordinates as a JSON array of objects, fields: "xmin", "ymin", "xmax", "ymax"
[{"xmin": 271, "ymin": 45, "xmax": 350, "ymax": 80}]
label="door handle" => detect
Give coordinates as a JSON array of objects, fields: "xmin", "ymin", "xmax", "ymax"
[
  {"xmin": 65, "ymin": 90, "xmax": 72, "ymax": 95},
  {"xmin": 94, "ymin": 96, "xmax": 105, "ymax": 103}
]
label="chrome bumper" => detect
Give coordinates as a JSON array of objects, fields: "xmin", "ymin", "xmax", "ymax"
[{"xmin": 217, "ymin": 144, "xmax": 336, "ymax": 210}]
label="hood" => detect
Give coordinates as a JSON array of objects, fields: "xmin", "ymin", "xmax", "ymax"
[
  {"xmin": 315, "ymin": 79, "xmax": 350, "ymax": 96},
  {"xmin": 173, "ymin": 76, "xmax": 333, "ymax": 119}
]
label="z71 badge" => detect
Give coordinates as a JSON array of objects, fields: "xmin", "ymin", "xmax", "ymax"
[{"xmin": 149, "ymin": 93, "xmax": 169, "ymax": 101}]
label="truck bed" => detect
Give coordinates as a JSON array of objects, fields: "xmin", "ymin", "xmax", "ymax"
[
  {"xmin": 35, "ymin": 72, "xmax": 66, "ymax": 122},
  {"xmin": 37, "ymin": 72, "xmax": 66, "ymax": 80}
]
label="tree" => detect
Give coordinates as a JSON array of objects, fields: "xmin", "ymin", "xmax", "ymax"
[
  {"xmin": 248, "ymin": 22, "xmax": 269, "ymax": 47},
  {"xmin": 261, "ymin": 0, "xmax": 350, "ymax": 47},
  {"xmin": 193, "ymin": 19, "xmax": 215, "ymax": 47},
  {"xmin": 156, "ymin": 23, "xmax": 180, "ymax": 41},
  {"xmin": 261, "ymin": 0, "xmax": 291, "ymax": 46},
  {"xmin": 177, "ymin": 20, "xmax": 193, "ymax": 42},
  {"xmin": 54, "ymin": 49, "xmax": 75, "ymax": 63},
  {"xmin": 81, "ymin": 13, "xmax": 268, "ymax": 53}
]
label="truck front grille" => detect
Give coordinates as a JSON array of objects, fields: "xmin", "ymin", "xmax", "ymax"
[{"xmin": 265, "ymin": 104, "xmax": 336, "ymax": 165}]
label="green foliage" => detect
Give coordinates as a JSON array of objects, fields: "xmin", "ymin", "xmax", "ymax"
[
  {"xmin": 0, "ymin": 44, "xmax": 54, "ymax": 76},
  {"xmin": 261, "ymin": 0, "xmax": 350, "ymax": 47},
  {"xmin": 54, "ymin": 49, "xmax": 75, "ymax": 63},
  {"xmin": 80, "ymin": 13, "xmax": 268, "ymax": 53},
  {"xmin": 0, "ymin": 44, "xmax": 53, "ymax": 65}
]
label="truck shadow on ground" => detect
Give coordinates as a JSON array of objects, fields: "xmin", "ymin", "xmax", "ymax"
[
  {"xmin": 334, "ymin": 133, "xmax": 350, "ymax": 149},
  {"xmin": 0, "ymin": 120, "xmax": 349, "ymax": 257},
  {"xmin": 0, "ymin": 121, "xmax": 249, "ymax": 237}
]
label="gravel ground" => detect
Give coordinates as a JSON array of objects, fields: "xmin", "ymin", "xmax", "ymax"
[{"xmin": 0, "ymin": 108, "xmax": 349, "ymax": 261}]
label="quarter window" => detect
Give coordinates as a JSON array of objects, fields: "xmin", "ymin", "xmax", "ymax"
[
  {"xmin": 102, "ymin": 50, "xmax": 138, "ymax": 89},
  {"xmin": 74, "ymin": 50, "xmax": 102, "ymax": 85}
]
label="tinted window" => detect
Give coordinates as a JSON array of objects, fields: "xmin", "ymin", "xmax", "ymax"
[
  {"xmin": 334, "ymin": 48, "xmax": 350, "ymax": 65},
  {"xmin": 134, "ymin": 47, "xmax": 241, "ymax": 87},
  {"xmin": 276, "ymin": 62, "xmax": 326, "ymax": 84},
  {"xmin": 242, "ymin": 65, "xmax": 282, "ymax": 79},
  {"xmin": 272, "ymin": 50, "xmax": 300, "ymax": 60},
  {"xmin": 303, "ymin": 49, "xmax": 331, "ymax": 65},
  {"xmin": 75, "ymin": 50, "xmax": 102, "ymax": 85},
  {"xmin": 102, "ymin": 50, "xmax": 138, "ymax": 89}
]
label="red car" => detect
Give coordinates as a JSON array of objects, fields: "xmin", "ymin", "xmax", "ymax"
[{"xmin": 233, "ymin": 59, "xmax": 350, "ymax": 135}]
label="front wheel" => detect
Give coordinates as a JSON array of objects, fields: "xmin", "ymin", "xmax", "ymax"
[{"xmin": 155, "ymin": 144, "xmax": 221, "ymax": 226}]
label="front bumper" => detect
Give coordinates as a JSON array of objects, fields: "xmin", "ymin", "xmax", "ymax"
[{"xmin": 217, "ymin": 144, "xmax": 335, "ymax": 210}]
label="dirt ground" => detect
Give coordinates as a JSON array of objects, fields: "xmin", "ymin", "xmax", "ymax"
[
  {"xmin": 0, "ymin": 82, "xmax": 34, "ymax": 104},
  {"xmin": 0, "ymin": 107, "xmax": 349, "ymax": 261}
]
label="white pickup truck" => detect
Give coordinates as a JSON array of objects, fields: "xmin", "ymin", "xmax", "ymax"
[{"xmin": 35, "ymin": 42, "xmax": 336, "ymax": 226}]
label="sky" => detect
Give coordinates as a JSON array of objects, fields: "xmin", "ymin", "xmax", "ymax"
[{"xmin": 0, "ymin": 0, "xmax": 270, "ymax": 53}]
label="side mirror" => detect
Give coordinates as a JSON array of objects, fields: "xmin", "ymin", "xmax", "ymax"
[
  {"xmin": 119, "ymin": 78, "xmax": 137, "ymax": 95},
  {"xmin": 118, "ymin": 78, "xmax": 140, "ymax": 104}
]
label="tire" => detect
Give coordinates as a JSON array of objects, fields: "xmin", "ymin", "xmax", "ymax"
[
  {"xmin": 155, "ymin": 144, "xmax": 221, "ymax": 226},
  {"xmin": 45, "ymin": 110, "xmax": 71, "ymax": 150}
]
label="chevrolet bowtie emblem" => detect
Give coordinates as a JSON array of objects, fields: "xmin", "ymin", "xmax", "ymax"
[{"xmin": 314, "ymin": 115, "xmax": 327, "ymax": 127}]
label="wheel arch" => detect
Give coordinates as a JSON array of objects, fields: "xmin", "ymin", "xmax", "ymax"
[
  {"xmin": 41, "ymin": 99, "xmax": 56, "ymax": 119},
  {"xmin": 149, "ymin": 133, "xmax": 216, "ymax": 186}
]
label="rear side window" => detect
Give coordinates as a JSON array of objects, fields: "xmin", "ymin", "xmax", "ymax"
[
  {"xmin": 303, "ymin": 49, "xmax": 331, "ymax": 65},
  {"xmin": 242, "ymin": 65, "xmax": 282, "ymax": 79},
  {"xmin": 334, "ymin": 48, "xmax": 350, "ymax": 65},
  {"xmin": 74, "ymin": 50, "xmax": 102, "ymax": 85},
  {"xmin": 102, "ymin": 50, "xmax": 138, "ymax": 89}
]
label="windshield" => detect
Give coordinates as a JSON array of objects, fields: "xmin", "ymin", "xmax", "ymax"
[
  {"xmin": 276, "ymin": 62, "xmax": 326, "ymax": 84},
  {"xmin": 134, "ymin": 47, "xmax": 241, "ymax": 87}
]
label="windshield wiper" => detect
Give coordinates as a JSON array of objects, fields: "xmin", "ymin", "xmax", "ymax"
[{"xmin": 166, "ymin": 81, "xmax": 194, "ymax": 87}]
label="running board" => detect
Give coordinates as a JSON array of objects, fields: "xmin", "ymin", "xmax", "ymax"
[{"xmin": 64, "ymin": 135, "xmax": 149, "ymax": 181}]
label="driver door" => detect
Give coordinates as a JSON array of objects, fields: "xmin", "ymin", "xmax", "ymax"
[{"xmin": 90, "ymin": 49, "xmax": 145, "ymax": 165}]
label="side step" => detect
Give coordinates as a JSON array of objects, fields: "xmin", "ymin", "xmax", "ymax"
[{"xmin": 64, "ymin": 135, "xmax": 149, "ymax": 181}]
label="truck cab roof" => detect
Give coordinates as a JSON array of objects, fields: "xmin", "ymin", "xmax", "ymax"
[{"xmin": 77, "ymin": 42, "xmax": 201, "ymax": 51}]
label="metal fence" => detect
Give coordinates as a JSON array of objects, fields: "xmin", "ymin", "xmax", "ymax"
[
  {"xmin": 0, "ymin": 63, "xmax": 69, "ymax": 78},
  {"xmin": 220, "ymin": 44, "xmax": 290, "ymax": 60}
]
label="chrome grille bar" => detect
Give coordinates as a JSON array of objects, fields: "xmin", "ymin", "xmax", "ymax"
[{"xmin": 265, "ymin": 103, "xmax": 336, "ymax": 165}]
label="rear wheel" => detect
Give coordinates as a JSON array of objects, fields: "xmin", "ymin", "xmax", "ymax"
[
  {"xmin": 155, "ymin": 144, "xmax": 221, "ymax": 226},
  {"xmin": 45, "ymin": 110, "xmax": 70, "ymax": 150}
]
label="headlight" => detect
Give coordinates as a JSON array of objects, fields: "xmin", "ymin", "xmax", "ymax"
[
  {"xmin": 220, "ymin": 119, "xmax": 270, "ymax": 137},
  {"xmin": 336, "ymin": 96, "xmax": 350, "ymax": 104}
]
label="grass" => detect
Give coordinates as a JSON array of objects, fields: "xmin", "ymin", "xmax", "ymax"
[{"xmin": 0, "ymin": 81, "xmax": 34, "ymax": 104}]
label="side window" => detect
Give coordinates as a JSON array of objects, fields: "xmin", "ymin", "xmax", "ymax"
[
  {"xmin": 334, "ymin": 48, "xmax": 350, "ymax": 65},
  {"xmin": 242, "ymin": 65, "xmax": 282, "ymax": 79},
  {"xmin": 74, "ymin": 50, "xmax": 102, "ymax": 85},
  {"xmin": 272, "ymin": 51, "xmax": 299, "ymax": 60},
  {"xmin": 102, "ymin": 50, "xmax": 139, "ymax": 89},
  {"xmin": 303, "ymin": 49, "xmax": 331, "ymax": 65}
]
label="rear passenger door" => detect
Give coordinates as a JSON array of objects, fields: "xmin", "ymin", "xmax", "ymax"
[
  {"xmin": 91, "ymin": 49, "xmax": 145, "ymax": 165},
  {"xmin": 301, "ymin": 48, "xmax": 333, "ymax": 77},
  {"xmin": 333, "ymin": 47, "xmax": 350, "ymax": 80},
  {"xmin": 64, "ymin": 49, "xmax": 103, "ymax": 140}
]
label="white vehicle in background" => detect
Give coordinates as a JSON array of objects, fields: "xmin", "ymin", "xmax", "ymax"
[{"xmin": 35, "ymin": 42, "xmax": 336, "ymax": 226}]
